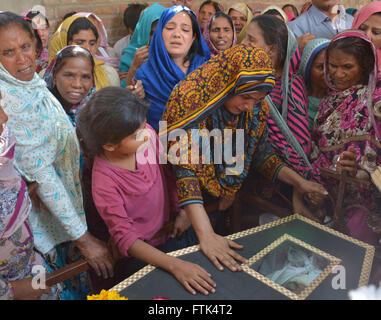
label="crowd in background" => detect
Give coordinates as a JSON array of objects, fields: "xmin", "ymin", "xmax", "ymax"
[{"xmin": 1, "ymin": 0, "xmax": 381, "ymax": 300}]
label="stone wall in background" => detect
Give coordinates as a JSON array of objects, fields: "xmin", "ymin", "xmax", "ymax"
[{"xmin": 4, "ymin": 0, "xmax": 373, "ymax": 46}]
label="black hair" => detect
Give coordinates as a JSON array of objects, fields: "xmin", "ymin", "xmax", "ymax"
[
  {"xmin": 76, "ymin": 87, "xmax": 149, "ymax": 159},
  {"xmin": 208, "ymin": 11, "xmax": 234, "ymax": 33},
  {"xmin": 250, "ymin": 15, "xmax": 288, "ymax": 70},
  {"xmin": 49, "ymin": 46, "xmax": 95, "ymax": 110},
  {"xmin": 26, "ymin": 10, "xmax": 50, "ymax": 27},
  {"xmin": 123, "ymin": 3, "xmax": 148, "ymax": 31},
  {"xmin": 199, "ymin": 0, "xmax": 222, "ymax": 13},
  {"xmin": 282, "ymin": 4, "xmax": 299, "ymax": 17},
  {"xmin": 327, "ymin": 37, "xmax": 375, "ymax": 85},
  {"xmin": 67, "ymin": 17, "xmax": 99, "ymax": 44},
  {"xmin": 0, "ymin": 12, "xmax": 39, "ymax": 56},
  {"xmin": 182, "ymin": 10, "xmax": 204, "ymax": 64},
  {"xmin": 0, "ymin": 11, "xmax": 35, "ymax": 39}
]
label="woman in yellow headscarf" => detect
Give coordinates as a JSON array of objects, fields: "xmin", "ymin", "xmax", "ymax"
[
  {"xmin": 226, "ymin": 3, "xmax": 253, "ymax": 44},
  {"xmin": 48, "ymin": 14, "xmax": 119, "ymax": 90}
]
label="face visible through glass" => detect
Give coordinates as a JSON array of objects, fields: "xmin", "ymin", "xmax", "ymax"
[
  {"xmin": 198, "ymin": 3, "xmax": 217, "ymax": 32},
  {"xmin": 358, "ymin": 13, "xmax": 381, "ymax": 50},
  {"xmin": 228, "ymin": 9, "xmax": 247, "ymax": 35},
  {"xmin": 309, "ymin": 49, "xmax": 327, "ymax": 91},
  {"xmin": 53, "ymin": 56, "xmax": 93, "ymax": 108},
  {"xmin": 68, "ymin": 29, "xmax": 98, "ymax": 56},
  {"xmin": 328, "ymin": 48, "xmax": 363, "ymax": 90},
  {"xmin": 209, "ymin": 16, "xmax": 234, "ymax": 52},
  {"xmin": 0, "ymin": 23, "xmax": 36, "ymax": 81},
  {"xmin": 224, "ymin": 91, "xmax": 267, "ymax": 115},
  {"xmin": 162, "ymin": 11, "xmax": 196, "ymax": 61}
]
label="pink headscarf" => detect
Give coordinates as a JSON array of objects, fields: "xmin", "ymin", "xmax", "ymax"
[
  {"xmin": 285, "ymin": 11, "xmax": 295, "ymax": 22},
  {"xmin": 203, "ymin": 13, "xmax": 236, "ymax": 57},
  {"xmin": 324, "ymin": 30, "xmax": 381, "ymax": 141},
  {"xmin": 352, "ymin": 1, "xmax": 381, "ymax": 71}
]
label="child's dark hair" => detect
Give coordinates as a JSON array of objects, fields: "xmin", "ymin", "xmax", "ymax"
[
  {"xmin": 77, "ymin": 87, "xmax": 149, "ymax": 159},
  {"xmin": 123, "ymin": 3, "xmax": 148, "ymax": 31},
  {"xmin": 67, "ymin": 17, "xmax": 99, "ymax": 44}
]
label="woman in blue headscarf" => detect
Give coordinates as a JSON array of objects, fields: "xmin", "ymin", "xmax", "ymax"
[
  {"xmin": 298, "ymin": 38, "xmax": 330, "ymax": 131},
  {"xmin": 134, "ymin": 5, "xmax": 211, "ymax": 131}
]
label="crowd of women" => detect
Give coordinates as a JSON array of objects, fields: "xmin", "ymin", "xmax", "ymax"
[{"xmin": 1, "ymin": 0, "xmax": 381, "ymax": 300}]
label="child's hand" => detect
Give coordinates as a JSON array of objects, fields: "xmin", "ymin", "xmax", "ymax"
[
  {"xmin": 171, "ymin": 258, "xmax": 216, "ymax": 296},
  {"xmin": 171, "ymin": 209, "xmax": 191, "ymax": 238}
]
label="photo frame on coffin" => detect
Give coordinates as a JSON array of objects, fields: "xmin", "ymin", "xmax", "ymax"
[{"xmin": 112, "ymin": 214, "xmax": 375, "ymax": 300}]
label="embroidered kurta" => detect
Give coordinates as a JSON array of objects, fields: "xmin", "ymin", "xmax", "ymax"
[{"xmin": 161, "ymin": 43, "xmax": 284, "ymax": 207}]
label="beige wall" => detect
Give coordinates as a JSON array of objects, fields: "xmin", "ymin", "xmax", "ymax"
[
  {"xmin": 1, "ymin": 0, "xmax": 374, "ymax": 46},
  {"xmin": 1, "ymin": 0, "xmax": 42, "ymax": 14}
]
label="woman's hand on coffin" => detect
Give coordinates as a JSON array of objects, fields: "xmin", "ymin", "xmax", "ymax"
[
  {"xmin": 337, "ymin": 146, "xmax": 357, "ymax": 177},
  {"xmin": 171, "ymin": 209, "xmax": 192, "ymax": 238},
  {"xmin": 170, "ymin": 258, "xmax": 216, "ymax": 296},
  {"xmin": 199, "ymin": 232, "xmax": 248, "ymax": 272}
]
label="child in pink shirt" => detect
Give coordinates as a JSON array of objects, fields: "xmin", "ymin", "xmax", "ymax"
[{"xmin": 77, "ymin": 87, "xmax": 216, "ymax": 296}]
